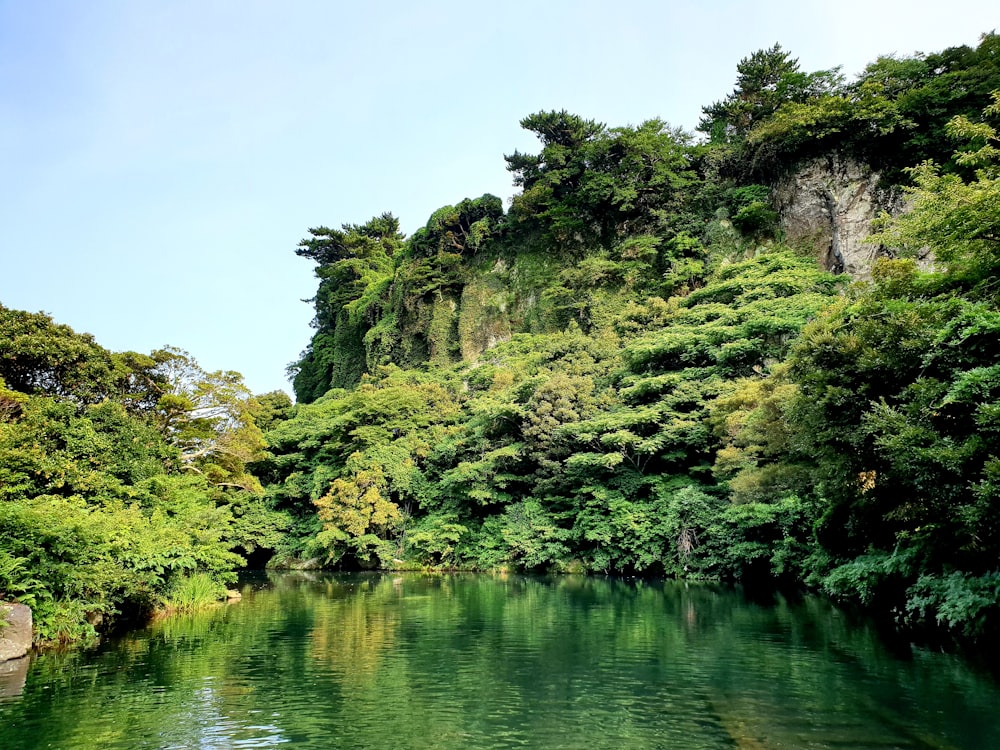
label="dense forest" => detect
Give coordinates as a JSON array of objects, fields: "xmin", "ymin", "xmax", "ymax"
[{"xmin": 3, "ymin": 33, "xmax": 1000, "ymax": 647}]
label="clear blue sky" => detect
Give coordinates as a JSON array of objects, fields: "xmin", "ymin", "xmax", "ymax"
[{"xmin": 1, "ymin": 1, "xmax": 995, "ymax": 396}]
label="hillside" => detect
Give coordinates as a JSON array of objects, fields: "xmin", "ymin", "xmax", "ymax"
[
  {"xmin": 3, "ymin": 33, "xmax": 1000, "ymax": 646},
  {"xmin": 266, "ymin": 33, "xmax": 1000, "ymax": 641}
]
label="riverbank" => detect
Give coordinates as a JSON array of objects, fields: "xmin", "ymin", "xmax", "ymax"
[{"xmin": 3, "ymin": 573, "xmax": 1000, "ymax": 749}]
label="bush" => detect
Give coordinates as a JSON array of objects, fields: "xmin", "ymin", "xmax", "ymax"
[
  {"xmin": 905, "ymin": 571, "xmax": 1000, "ymax": 637},
  {"xmin": 163, "ymin": 573, "xmax": 226, "ymax": 612}
]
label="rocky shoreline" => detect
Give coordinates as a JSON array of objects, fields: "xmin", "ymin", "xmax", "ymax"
[{"xmin": 0, "ymin": 603, "xmax": 31, "ymax": 663}]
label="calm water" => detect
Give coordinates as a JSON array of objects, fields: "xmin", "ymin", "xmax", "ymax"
[{"xmin": 2, "ymin": 573, "xmax": 999, "ymax": 749}]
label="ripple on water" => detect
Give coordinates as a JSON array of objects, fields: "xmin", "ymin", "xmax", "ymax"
[{"xmin": 2, "ymin": 574, "xmax": 999, "ymax": 749}]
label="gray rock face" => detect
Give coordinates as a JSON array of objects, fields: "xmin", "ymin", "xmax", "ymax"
[
  {"xmin": 773, "ymin": 153, "xmax": 907, "ymax": 279},
  {"xmin": 0, "ymin": 602, "xmax": 32, "ymax": 662}
]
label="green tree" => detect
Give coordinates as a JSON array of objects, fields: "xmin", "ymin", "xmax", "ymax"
[
  {"xmin": 292, "ymin": 215, "xmax": 403, "ymax": 401},
  {"xmin": 314, "ymin": 464, "xmax": 402, "ymax": 567},
  {"xmin": 152, "ymin": 346, "xmax": 265, "ymax": 493},
  {"xmin": 0, "ymin": 356, "xmax": 248, "ymax": 642},
  {"xmin": 253, "ymin": 390, "xmax": 294, "ymax": 432},
  {"xmin": 506, "ymin": 112, "xmax": 695, "ymax": 251},
  {"xmin": 699, "ymin": 44, "xmax": 843, "ymax": 143},
  {"xmin": 0, "ymin": 306, "xmax": 162, "ymax": 410},
  {"xmin": 409, "ymin": 195, "xmax": 504, "ymax": 258},
  {"xmin": 870, "ymin": 91, "xmax": 1000, "ymax": 287}
]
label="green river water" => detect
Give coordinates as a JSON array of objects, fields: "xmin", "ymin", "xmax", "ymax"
[{"xmin": 1, "ymin": 573, "xmax": 999, "ymax": 749}]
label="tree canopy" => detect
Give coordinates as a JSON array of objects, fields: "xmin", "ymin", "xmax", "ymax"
[{"xmin": 5, "ymin": 31, "xmax": 1000, "ymax": 649}]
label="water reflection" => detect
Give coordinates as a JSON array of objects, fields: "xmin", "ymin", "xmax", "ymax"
[
  {"xmin": 0, "ymin": 655, "xmax": 28, "ymax": 701},
  {"xmin": 1, "ymin": 573, "xmax": 998, "ymax": 749}
]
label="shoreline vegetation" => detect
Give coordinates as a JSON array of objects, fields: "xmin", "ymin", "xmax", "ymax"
[{"xmin": 3, "ymin": 32, "xmax": 1000, "ymax": 654}]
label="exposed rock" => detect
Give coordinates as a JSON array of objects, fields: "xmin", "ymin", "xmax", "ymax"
[
  {"xmin": 774, "ymin": 153, "xmax": 909, "ymax": 279},
  {"xmin": 0, "ymin": 603, "xmax": 32, "ymax": 662},
  {"xmin": 225, "ymin": 589, "xmax": 242, "ymax": 601}
]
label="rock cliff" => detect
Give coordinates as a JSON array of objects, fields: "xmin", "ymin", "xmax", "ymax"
[{"xmin": 773, "ymin": 153, "xmax": 921, "ymax": 279}]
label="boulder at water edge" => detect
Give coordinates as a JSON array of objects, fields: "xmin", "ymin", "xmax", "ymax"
[{"xmin": 0, "ymin": 603, "xmax": 32, "ymax": 662}]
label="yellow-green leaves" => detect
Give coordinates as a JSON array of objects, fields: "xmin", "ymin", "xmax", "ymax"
[
  {"xmin": 870, "ymin": 93, "xmax": 1000, "ymax": 286},
  {"xmin": 316, "ymin": 465, "xmax": 400, "ymax": 540}
]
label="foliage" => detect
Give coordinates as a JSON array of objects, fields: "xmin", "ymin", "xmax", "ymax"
[
  {"xmin": 265, "ymin": 248, "xmax": 841, "ymax": 581},
  {"xmin": 314, "ymin": 465, "xmax": 402, "ymax": 567},
  {"xmin": 253, "ymin": 390, "xmax": 295, "ymax": 432},
  {"xmin": 409, "ymin": 195, "xmax": 504, "ymax": 258},
  {"xmin": 259, "ymin": 367, "xmax": 461, "ymax": 563},
  {"xmin": 152, "ymin": 346, "xmax": 267, "ymax": 493},
  {"xmin": 728, "ymin": 33, "xmax": 1000, "ymax": 180},
  {"xmin": 163, "ymin": 572, "xmax": 227, "ymax": 612},
  {"xmin": 506, "ymin": 111, "xmax": 696, "ymax": 251},
  {"xmin": 263, "ymin": 33, "xmax": 1000, "ymax": 647},
  {"xmin": 0, "ymin": 319, "xmax": 273, "ymax": 643},
  {"xmin": 699, "ymin": 44, "xmax": 844, "ymax": 144},
  {"xmin": 869, "ymin": 91, "xmax": 1000, "ymax": 286},
  {"xmin": 742, "ymin": 82, "xmax": 910, "ymax": 176},
  {"xmin": 905, "ymin": 571, "xmax": 1000, "ymax": 637},
  {"xmin": 291, "ymin": 215, "xmax": 403, "ymax": 401},
  {"xmin": 0, "ymin": 306, "xmax": 162, "ymax": 410},
  {"xmin": 9, "ymin": 31, "xmax": 1000, "ymax": 649},
  {"xmin": 708, "ymin": 103, "xmax": 1000, "ymax": 637}
]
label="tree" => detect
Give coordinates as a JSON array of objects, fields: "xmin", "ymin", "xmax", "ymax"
[
  {"xmin": 505, "ymin": 111, "xmax": 608, "ymax": 249},
  {"xmin": 870, "ymin": 91, "xmax": 1000, "ymax": 287},
  {"xmin": 742, "ymin": 82, "xmax": 908, "ymax": 175},
  {"xmin": 506, "ymin": 112, "xmax": 696, "ymax": 250},
  {"xmin": 0, "ymin": 306, "xmax": 161, "ymax": 409},
  {"xmin": 0, "ymin": 312, "xmax": 255, "ymax": 642},
  {"xmin": 253, "ymin": 390, "xmax": 294, "ymax": 432},
  {"xmin": 152, "ymin": 347, "xmax": 265, "ymax": 492},
  {"xmin": 295, "ymin": 212, "xmax": 402, "ymax": 265},
  {"xmin": 292, "ymin": 214, "xmax": 403, "ymax": 401},
  {"xmin": 699, "ymin": 44, "xmax": 843, "ymax": 143},
  {"xmin": 314, "ymin": 465, "xmax": 402, "ymax": 567},
  {"xmin": 409, "ymin": 195, "xmax": 504, "ymax": 258}
]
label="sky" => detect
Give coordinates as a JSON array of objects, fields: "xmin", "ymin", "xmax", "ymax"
[{"xmin": 1, "ymin": 1, "xmax": 996, "ymax": 396}]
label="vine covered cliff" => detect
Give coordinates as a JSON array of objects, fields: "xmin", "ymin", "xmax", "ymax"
[
  {"xmin": 264, "ymin": 33, "xmax": 1000, "ymax": 642},
  {"xmin": 3, "ymin": 33, "xmax": 1000, "ymax": 647}
]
